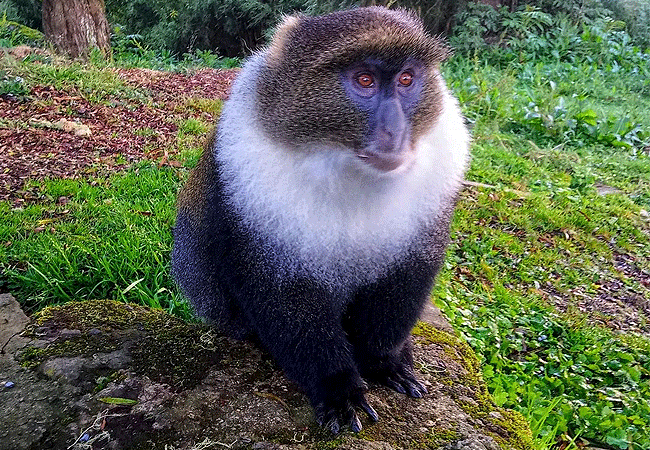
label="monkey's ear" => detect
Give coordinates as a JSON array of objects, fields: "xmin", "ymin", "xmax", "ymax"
[{"xmin": 267, "ymin": 14, "xmax": 303, "ymax": 68}]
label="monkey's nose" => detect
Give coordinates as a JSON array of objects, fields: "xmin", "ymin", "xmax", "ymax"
[{"xmin": 376, "ymin": 98, "xmax": 407, "ymax": 154}]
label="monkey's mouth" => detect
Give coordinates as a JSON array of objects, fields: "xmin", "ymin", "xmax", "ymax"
[{"xmin": 356, "ymin": 150, "xmax": 412, "ymax": 172}]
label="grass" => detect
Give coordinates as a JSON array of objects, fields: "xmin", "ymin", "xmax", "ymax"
[
  {"xmin": 0, "ymin": 50, "xmax": 146, "ymax": 103},
  {"xmin": 2, "ymin": 9, "xmax": 650, "ymax": 450},
  {"xmin": 0, "ymin": 166, "xmax": 191, "ymax": 318},
  {"xmin": 434, "ymin": 34, "xmax": 650, "ymax": 448}
]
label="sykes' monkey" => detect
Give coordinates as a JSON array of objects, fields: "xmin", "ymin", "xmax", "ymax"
[{"xmin": 172, "ymin": 7, "xmax": 470, "ymax": 433}]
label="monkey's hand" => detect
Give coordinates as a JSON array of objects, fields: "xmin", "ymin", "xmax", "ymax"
[{"xmin": 314, "ymin": 370, "xmax": 379, "ymax": 434}]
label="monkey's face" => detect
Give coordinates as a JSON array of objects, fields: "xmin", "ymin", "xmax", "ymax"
[
  {"xmin": 256, "ymin": 7, "xmax": 448, "ymax": 173},
  {"xmin": 339, "ymin": 57, "xmax": 430, "ymax": 172}
]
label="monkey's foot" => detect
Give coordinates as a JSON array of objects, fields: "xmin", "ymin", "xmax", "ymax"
[
  {"xmin": 314, "ymin": 372, "xmax": 379, "ymax": 434},
  {"xmin": 315, "ymin": 394, "xmax": 378, "ymax": 434},
  {"xmin": 366, "ymin": 360, "xmax": 428, "ymax": 398}
]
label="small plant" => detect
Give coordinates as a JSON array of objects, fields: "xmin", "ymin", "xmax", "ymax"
[
  {"xmin": 517, "ymin": 98, "xmax": 649, "ymax": 151},
  {"xmin": 178, "ymin": 50, "xmax": 240, "ymax": 70},
  {"xmin": 178, "ymin": 117, "xmax": 208, "ymax": 136},
  {"xmin": 0, "ymin": 71, "xmax": 29, "ymax": 97}
]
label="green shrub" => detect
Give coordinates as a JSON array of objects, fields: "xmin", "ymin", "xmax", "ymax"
[
  {"xmin": 105, "ymin": 0, "xmax": 315, "ymax": 57},
  {"xmin": 450, "ymin": 0, "xmax": 650, "ymax": 60},
  {"xmin": 603, "ymin": 0, "xmax": 650, "ymax": 49},
  {"xmin": 0, "ymin": 14, "xmax": 44, "ymax": 47},
  {"xmin": 0, "ymin": 0, "xmax": 40, "ymax": 29}
]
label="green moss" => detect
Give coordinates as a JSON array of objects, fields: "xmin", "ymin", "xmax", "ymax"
[
  {"xmin": 357, "ymin": 424, "xmax": 397, "ymax": 446},
  {"xmin": 413, "ymin": 321, "xmax": 534, "ymax": 450},
  {"xmin": 19, "ymin": 346, "xmax": 47, "ymax": 369},
  {"xmin": 426, "ymin": 428, "xmax": 460, "ymax": 447},
  {"xmin": 493, "ymin": 409, "xmax": 534, "ymax": 450},
  {"xmin": 20, "ymin": 300, "xmax": 217, "ymax": 389},
  {"xmin": 412, "ymin": 322, "xmax": 484, "ymax": 391},
  {"xmin": 315, "ymin": 436, "xmax": 347, "ymax": 449},
  {"xmin": 31, "ymin": 299, "xmax": 170, "ymax": 331}
]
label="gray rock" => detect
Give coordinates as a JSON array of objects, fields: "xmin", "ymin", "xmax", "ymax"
[{"xmin": 0, "ymin": 297, "xmax": 533, "ymax": 450}]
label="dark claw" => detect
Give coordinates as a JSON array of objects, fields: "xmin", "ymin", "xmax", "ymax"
[
  {"xmin": 383, "ymin": 370, "xmax": 427, "ymax": 398},
  {"xmin": 408, "ymin": 385, "xmax": 423, "ymax": 398},
  {"xmin": 386, "ymin": 377, "xmax": 407, "ymax": 395},
  {"xmin": 411, "ymin": 379, "xmax": 428, "ymax": 396},
  {"xmin": 350, "ymin": 413, "xmax": 362, "ymax": 433},
  {"xmin": 405, "ymin": 377, "xmax": 426, "ymax": 398},
  {"xmin": 359, "ymin": 397, "xmax": 379, "ymax": 422},
  {"xmin": 330, "ymin": 419, "xmax": 340, "ymax": 435}
]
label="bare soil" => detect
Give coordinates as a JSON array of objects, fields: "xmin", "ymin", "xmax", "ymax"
[{"xmin": 0, "ymin": 64, "xmax": 238, "ymax": 204}]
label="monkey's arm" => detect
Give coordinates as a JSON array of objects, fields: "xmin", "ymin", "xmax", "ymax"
[
  {"xmin": 345, "ymin": 228, "xmax": 449, "ymax": 397},
  {"xmin": 235, "ymin": 277, "xmax": 379, "ymax": 433}
]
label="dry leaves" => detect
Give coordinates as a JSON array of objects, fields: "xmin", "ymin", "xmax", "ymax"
[{"xmin": 0, "ymin": 67, "xmax": 239, "ymax": 203}]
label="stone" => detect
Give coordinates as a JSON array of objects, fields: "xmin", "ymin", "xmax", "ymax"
[{"xmin": 0, "ymin": 298, "xmax": 533, "ymax": 450}]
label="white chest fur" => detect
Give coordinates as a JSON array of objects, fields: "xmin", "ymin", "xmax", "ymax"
[{"xmin": 215, "ymin": 57, "xmax": 470, "ymax": 284}]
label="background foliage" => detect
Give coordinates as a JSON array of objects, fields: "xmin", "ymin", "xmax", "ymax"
[{"xmin": 2, "ymin": 0, "xmax": 650, "ymax": 56}]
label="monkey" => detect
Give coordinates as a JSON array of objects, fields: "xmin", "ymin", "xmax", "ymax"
[{"xmin": 172, "ymin": 6, "xmax": 470, "ymax": 433}]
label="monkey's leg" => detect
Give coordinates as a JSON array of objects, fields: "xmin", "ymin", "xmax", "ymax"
[
  {"xmin": 238, "ymin": 280, "xmax": 377, "ymax": 433},
  {"xmin": 345, "ymin": 259, "xmax": 437, "ymax": 398}
]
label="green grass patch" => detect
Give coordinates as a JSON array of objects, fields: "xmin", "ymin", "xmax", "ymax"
[
  {"xmin": 435, "ymin": 45, "xmax": 650, "ymax": 449},
  {"xmin": 0, "ymin": 51, "xmax": 145, "ymax": 103},
  {"xmin": 0, "ymin": 164, "xmax": 192, "ymax": 319}
]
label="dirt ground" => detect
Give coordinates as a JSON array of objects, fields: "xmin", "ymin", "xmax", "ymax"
[{"xmin": 0, "ymin": 61, "xmax": 238, "ymax": 204}]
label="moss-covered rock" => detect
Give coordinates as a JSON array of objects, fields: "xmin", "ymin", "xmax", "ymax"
[{"xmin": 0, "ymin": 295, "xmax": 533, "ymax": 450}]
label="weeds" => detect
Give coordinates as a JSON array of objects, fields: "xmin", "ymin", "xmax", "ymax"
[{"xmin": 0, "ymin": 166, "xmax": 192, "ymax": 318}]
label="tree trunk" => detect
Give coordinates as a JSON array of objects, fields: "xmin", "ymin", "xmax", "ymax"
[{"xmin": 42, "ymin": 0, "xmax": 111, "ymax": 59}]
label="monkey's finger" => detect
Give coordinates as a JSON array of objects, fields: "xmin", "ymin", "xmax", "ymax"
[
  {"xmin": 350, "ymin": 416, "xmax": 362, "ymax": 433},
  {"xmin": 315, "ymin": 404, "xmax": 325, "ymax": 426},
  {"xmin": 342, "ymin": 401, "xmax": 363, "ymax": 433},
  {"xmin": 385, "ymin": 372, "xmax": 428, "ymax": 398},
  {"xmin": 411, "ymin": 378, "xmax": 428, "ymax": 396},
  {"xmin": 405, "ymin": 381, "xmax": 424, "ymax": 398},
  {"xmin": 385, "ymin": 376, "xmax": 408, "ymax": 395},
  {"xmin": 396, "ymin": 374, "xmax": 426, "ymax": 398},
  {"xmin": 399, "ymin": 371, "xmax": 428, "ymax": 397},
  {"xmin": 358, "ymin": 397, "xmax": 379, "ymax": 422},
  {"xmin": 329, "ymin": 418, "xmax": 341, "ymax": 435},
  {"xmin": 350, "ymin": 412, "xmax": 362, "ymax": 433}
]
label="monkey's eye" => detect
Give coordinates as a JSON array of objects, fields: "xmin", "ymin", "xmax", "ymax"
[
  {"xmin": 398, "ymin": 72, "xmax": 413, "ymax": 87},
  {"xmin": 356, "ymin": 73, "xmax": 374, "ymax": 88}
]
